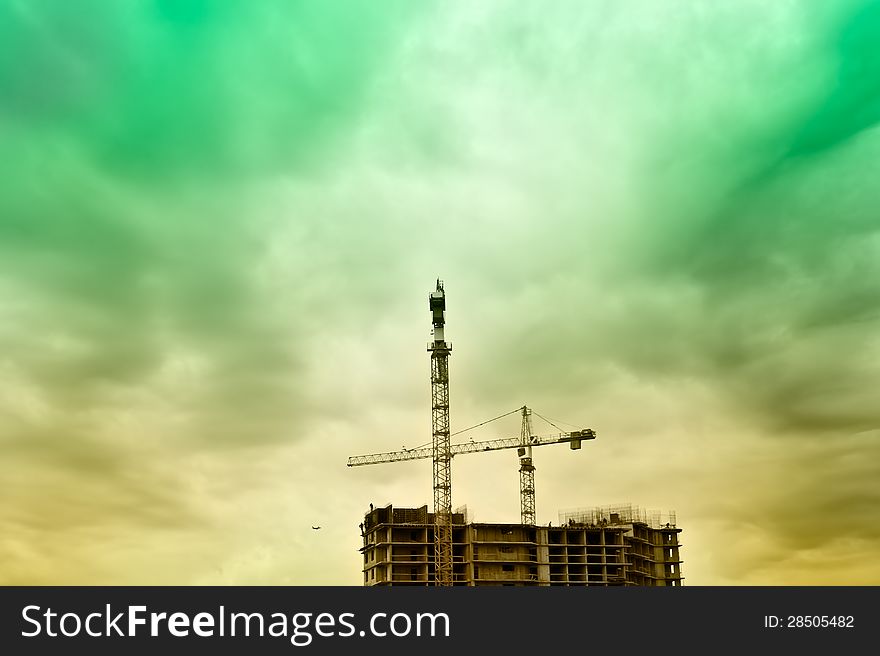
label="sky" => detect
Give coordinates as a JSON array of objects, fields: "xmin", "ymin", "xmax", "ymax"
[{"xmin": 1, "ymin": 0, "xmax": 878, "ymax": 585}]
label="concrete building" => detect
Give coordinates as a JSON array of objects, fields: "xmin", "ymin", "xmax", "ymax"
[{"xmin": 360, "ymin": 504, "xmax": 683, "ymax": 586}]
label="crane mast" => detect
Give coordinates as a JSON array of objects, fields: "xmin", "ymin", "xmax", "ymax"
[
  {"xmin": 519, "ymin": 407, "xmax": 536, "ymax": 525},
  {"xmin": 428, "ymin": 280, "xmax": 453, "ymax": 586}
]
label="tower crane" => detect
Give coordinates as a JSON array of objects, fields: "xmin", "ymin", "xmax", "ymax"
[
  {"xmin": 348, "ymin": 406, "xmax": 596, "ymax": 523},
  {"xmin": 348, "ymin": 280, "xmax": 597, "ymax": 586},
  {"xmin": 427, "ymin": 279, "xmax": 453, "ymax": 586}
]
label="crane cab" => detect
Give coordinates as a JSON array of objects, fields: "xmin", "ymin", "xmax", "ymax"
[
  {"xmin": 429, "ymin": 280, "xmax": 446, "ymax": 326},
  {"xmin": 429, "ymin": 280, "xmax": 447, "ymax": 345}
]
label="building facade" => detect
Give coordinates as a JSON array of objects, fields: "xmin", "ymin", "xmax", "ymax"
[{"xmin": 361, "ymin": 504, "xmax": 683, "ymax": 586}]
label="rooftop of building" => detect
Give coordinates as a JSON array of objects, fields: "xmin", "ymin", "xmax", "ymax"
[
  {"xmin": 560, "ymin": 504, "xmax": 679, "ymax": 530},
  {"xmin": 362, "ymin": 503, "xmax": 680, "ymax": 532}
]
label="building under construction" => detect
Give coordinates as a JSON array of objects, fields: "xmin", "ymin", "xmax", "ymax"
[
  {"xmin": 349, "ymin": 281, "xmax": 684, "ymax": 586},
  {"xmin": 360, "ymin": 504, "xmax": 683, "ymax": 586}
]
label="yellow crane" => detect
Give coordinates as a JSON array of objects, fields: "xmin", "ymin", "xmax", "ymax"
[
  {"xmin": 348, "ymin": 404, "xmax": 596, "ymax": 525},
  {"xmin": 348, "ymin": 280, "xmax": 597, "ymax": 585}
]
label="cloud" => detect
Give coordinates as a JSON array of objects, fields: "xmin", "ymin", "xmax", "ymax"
[{"xmin": 1, "ymin": 0, "xmax": 877, "ymax": 585}]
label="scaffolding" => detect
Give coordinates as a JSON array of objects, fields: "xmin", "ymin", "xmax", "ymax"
[
  {"xmin": 392, "ymin": 505, "xmax": 429, "ymax": 525},
  {"xmin": 559, "ymin": 504, "xmax": 677, "ymax": 529}
]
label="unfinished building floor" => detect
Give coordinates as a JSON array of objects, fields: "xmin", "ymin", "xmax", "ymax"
[{"xmin": 361, "ymin": 504, "xmax": 683, "ymax": 586}]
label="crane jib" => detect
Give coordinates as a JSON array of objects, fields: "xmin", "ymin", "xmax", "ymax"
[{"xmin": 346, "ymin": 429, "xmax": 596, "ymax": 466}]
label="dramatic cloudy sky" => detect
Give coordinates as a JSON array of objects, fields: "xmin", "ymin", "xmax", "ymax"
[{"xmin": 2, "ymin": 0, "xmax": 879, "ymax": 585}]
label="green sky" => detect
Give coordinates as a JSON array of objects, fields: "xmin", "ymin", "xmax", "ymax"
[{"xmin": 1, "ymin": 0, "xmax": 878, "ymax": 585}]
